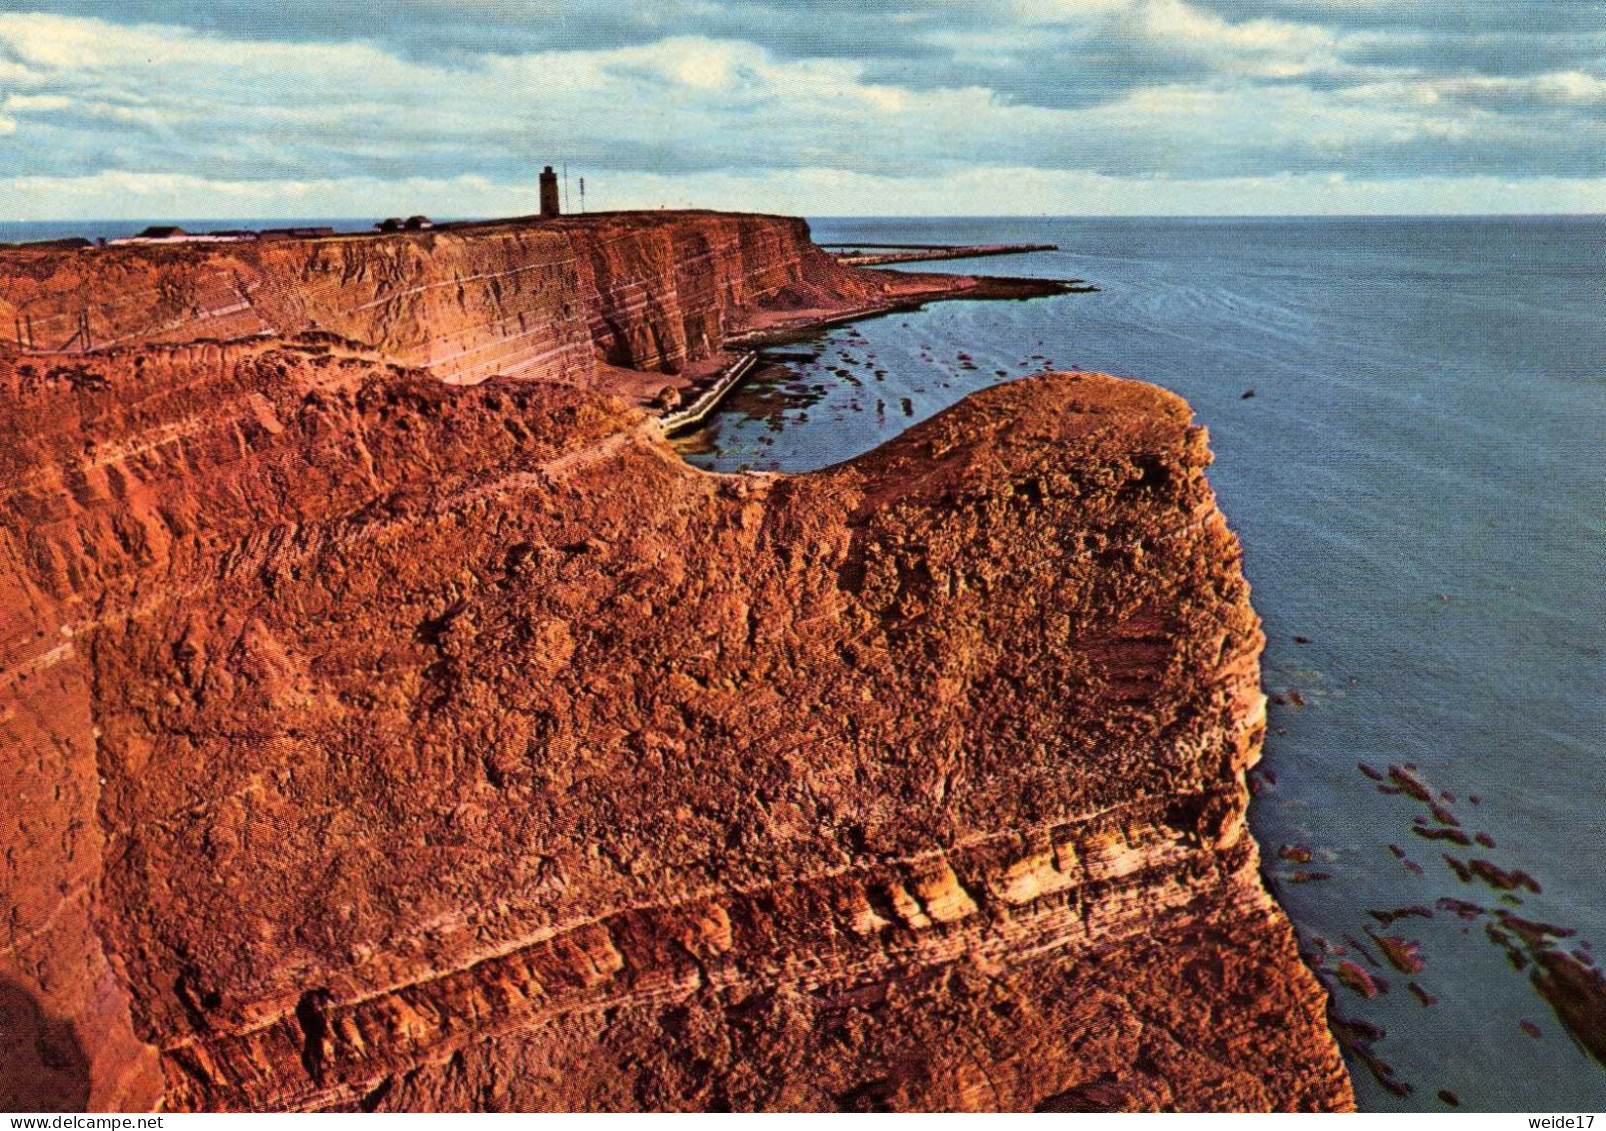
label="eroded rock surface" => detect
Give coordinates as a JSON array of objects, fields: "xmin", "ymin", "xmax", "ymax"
[
  {"xmin": 0, "ymin": 213, "xmax": 899, "ymax": 385},
  {"xmin": 0, "ymin": 214, "xmax": 1351, "ymax": 1112}
]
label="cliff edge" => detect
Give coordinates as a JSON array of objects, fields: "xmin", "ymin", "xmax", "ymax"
[{"xmin": 0, "ymin": 214, "xmax": 1352, "ymax": 1111}]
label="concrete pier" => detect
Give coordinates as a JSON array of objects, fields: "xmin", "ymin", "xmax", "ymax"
[{"xmin": 825, "ymin": 242, "xmax": 1056, "ymax": 267}]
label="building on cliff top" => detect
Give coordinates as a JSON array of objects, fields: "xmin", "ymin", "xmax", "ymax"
[
  {"xmin": 540, "ymin": 165, "xmax": 561, "ymax": 219},
  {"xmin": 261, "ymin": 226, "xmax": 336, "ymax": 240},
  {"xmin": 375, "ymin": 217, "xmax": 433, "ymax": 234},
  {"xmin": 108, "ymin": 226, "xmax": 258, "ymax": 245}
]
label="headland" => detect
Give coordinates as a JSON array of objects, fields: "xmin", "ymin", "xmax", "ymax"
[{"xmin": 0, "ymin": 209, "xmax": 1352, "ymax": 1112}]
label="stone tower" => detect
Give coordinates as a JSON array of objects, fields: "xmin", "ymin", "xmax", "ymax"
[{"xmin": 539, "ymin": 166, "xmax": 560, "ymax": 219}]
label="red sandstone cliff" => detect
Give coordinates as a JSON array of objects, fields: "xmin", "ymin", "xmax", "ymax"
[
  {"xmin": 0, "ymin": 213, "xmax": 901, "ymax": 387},
  {"xmin": 0, "ymin": 215, "xmax": 1352, "ymax": 1112}
]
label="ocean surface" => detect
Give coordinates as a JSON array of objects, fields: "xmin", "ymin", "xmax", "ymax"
[{"xmin": 679, "ymin": 216, "xmax": 1606, "ymax": 1111}]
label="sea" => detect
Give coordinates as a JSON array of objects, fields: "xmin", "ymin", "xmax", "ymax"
[
  {"xmin": 679, "ymin": 216, "xmax": 1606, "ymax": 1112},
  {"xmin": 6, "ymin": 214, "xmax": 1603, "ymax": 1110}
]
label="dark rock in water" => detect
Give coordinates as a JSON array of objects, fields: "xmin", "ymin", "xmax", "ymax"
[
  {"xmin": 1345, "ymin": 935, "xmax": 1384, "ymax": 969},
  {"xmin": 1409, "ymin": 982, "xmax": 1437, "ymax": 1007},
  {"xmin": 1444, "ymin": 855, "xmax": 1473, "ymax": 883},
  {"xmin": 1475, "ymin": 832, "xmax": 1496, "ymax": 848},
  {"xmin": 1429, "ymin": 800, "xmax": 1461, "ymax": 828},
  {"xmin": 1286, "ymin": 688, "xmax": 1307, "ymax": 707},
  {"xmin": 1241, "ymin": 389, "xmax": 1255, "ymax": 399},
  {"xmin": 1468, "ymin": 859, "xmax": 1542, "ymax": 894},
  {"xmin": 1359, "ymin": 763, "xmax": 1385, "ymax": 781},
  {"xmin": 1487, "ymin": 924, "xmax": 1529, "ymax": 971},
  {"xmin": 1520, "ymin": 1020, "xmax": 1543, "ymax": 1039},
  {"xmin": 1293, "ymin": 635, "xmax": 1309, "ymax": 644},
  {"xmin": 1437, "ymin": 1090, "xmax": 1460, "ymax": 1107},
  {"xmin": 1411, "ymin": 824, "xmax": 1472, "ymax": 846},
  {"xmin": 1289, "ymin": 871, "xmax": 1332, "ymax": 884},
  {"xmin": 1372, "ymin": 934, "xmax": 1426, "ymax": 975},
  {"xmin": 1436, "ymin": 897, "xmax": 1485, "ymax": 921},
  {"xmin": 1279, "ymin": 844, "xmax": 1313, "ymax": 864},
  {"xmin": 1336, "ymin": 961, "xmax": 1381, "ymax": 998},
  {"xmin": 1387, "ymin": 846, "xmax": 1426, "ymax": 875},
  {"xmin": 1531, "ymin": 949, "xmax": 1606, "ymax": 1068},
  {"xmin": 1370, "ymin": 906, "xmax": 1433, "ymax": 926},
  {"xmin": 1331, "ymin": 1016, "xmax": 1411, "ymax": 1097},
  {"xmin": 1388, "ymin": 765, "xmax": 1433, "ymax": 803},
  {"xmin": 1494, "ymin": 911, "xmax": 1575, "ymax": 947}
]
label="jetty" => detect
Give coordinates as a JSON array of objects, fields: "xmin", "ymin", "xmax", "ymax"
[
  {"xmin": 659, "ymin": 352, "xmax": 760, "ymax": 436},
  {"xmin": 823, "ymin": 242, "xmax": 1056, "ymax": 267}
]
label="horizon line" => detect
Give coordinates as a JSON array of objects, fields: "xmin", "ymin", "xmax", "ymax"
[{"xmin": 5, "ymin": 210, "xmax": 1606, "ymax": 228}]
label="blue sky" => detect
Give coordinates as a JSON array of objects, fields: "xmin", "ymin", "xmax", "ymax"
[{"xmin": 1, "ymin": 1, "xmax": 1604, "ymax": 218}]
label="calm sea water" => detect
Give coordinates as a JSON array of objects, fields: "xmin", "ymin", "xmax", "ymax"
[{"xmin": 680, "ymin": 216, "xmax": 1606, "ymax": 1111}]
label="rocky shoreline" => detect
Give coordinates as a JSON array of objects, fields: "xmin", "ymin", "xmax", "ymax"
[{"xmin": 0, "ymin": 211, "xmax": 1352, "ymax": 1111}]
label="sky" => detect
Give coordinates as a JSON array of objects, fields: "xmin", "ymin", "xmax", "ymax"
[{"xmin": 1, "ymin": 1, "xmax": 1604, "ymax": 219}]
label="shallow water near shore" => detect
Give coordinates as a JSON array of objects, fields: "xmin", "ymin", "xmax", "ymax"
[{"xmin": 681, "ymin": 215, "xmax": 1606, "ymax": 1111}]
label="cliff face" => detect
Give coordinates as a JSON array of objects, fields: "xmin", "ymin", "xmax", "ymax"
[
  {"xmin": 0, "ymin": 213, "xmax": 886, "ymax": 385},
  {"xmin": 0, "ymin": 215, "xmax": 1351, "ymax": 1112}
]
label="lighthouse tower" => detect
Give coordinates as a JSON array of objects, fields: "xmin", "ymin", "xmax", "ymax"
[{"xmin": 539, "ymin": 166, "xmax": 561, "ymax": 219}]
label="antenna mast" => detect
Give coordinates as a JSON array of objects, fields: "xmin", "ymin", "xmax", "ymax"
[
  {"xmin": 579, "ymin": 177, "xmax": 586, "ymax": 214},
  {"xmin": 563, "ymin": 163, "xmax": 570, "ymax": 213}
]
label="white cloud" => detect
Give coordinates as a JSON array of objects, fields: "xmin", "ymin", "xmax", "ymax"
[
  {"xmin": 0, "ymin": 5, "xmax": 1599, "ymax": 217},
  {"xmin": 6, "ymin": 166, "xmax": 1605, "ymax": 221},
  {"xmin": 2, "ymin": 94, "xmax": 71, "ymax": 113},
  {"xmin": 0, "ymin": 171, "xmax": 542, "ymax": 220}
]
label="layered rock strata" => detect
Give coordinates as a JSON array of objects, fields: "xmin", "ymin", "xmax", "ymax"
[
  {"xmin": 0, "ymin": 213, "xmax": 899, "ymax": 386},
  {"xmin": 0, "ymin": 350, "xmax": 1350, "ymax": 1111},
  {"xmin": 0, "ymin": 213, "xmax": 1351, "ymax": 1111}
]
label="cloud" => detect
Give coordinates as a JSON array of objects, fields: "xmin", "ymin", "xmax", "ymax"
[
  {"xmin": 2, "ymin": 1, "xmax": 961, "ymax": 62},
  {"xmin": 0, "ymin": 2, "xmax": 1601, "ymax": 217},
  {"xmin": 1185, "ymin": 0, "xmax": 1606, "ymax": 36},
  {"xmin": 7, "ymin": 166, "xmax": 1606, "ymax": 221}
]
